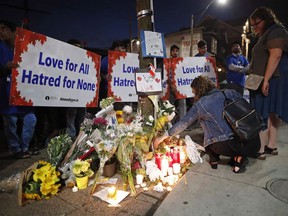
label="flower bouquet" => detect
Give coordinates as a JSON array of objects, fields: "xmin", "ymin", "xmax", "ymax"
[
  {"xmin": 90, "ymin": 130, "xmax": 119, "ymax": 195},
  {"xmin": 19, "ymin": 160, "xmax": 61, "ymax": 206},
  {"xmin": 116, "ymin": 134, "xmax": 136, "ymax": 195}
]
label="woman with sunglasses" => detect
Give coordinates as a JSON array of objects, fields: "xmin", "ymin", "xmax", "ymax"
[{"xmin": 249, "ymin": 7, "xmax": 288, "ymax": 159}]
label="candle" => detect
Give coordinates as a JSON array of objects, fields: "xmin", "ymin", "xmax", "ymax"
[
  {"xmin": 168, "ymin": 176, "xmax": 174, "ymax": 185},
  {"xmin": 107, "ymin": 186, "xmax": 117, "ymax": 199},
  {"xmin": 179, "ymin": 146, "xmax": 186, "ymax": 164},
  {"xmin": 155, "ymin": 153, "xmax": 162, "ymax": 170},
  {"xmin": 173, "ymin": 163, "xmax": 180, "ymax": 174},
  {"xmin": 168, "ymin": 167, "xmax": 173, "ymax": 176},
  {"xmin": 136, "ymin": 174, "xmax": 144, "ymax": 185},
  {"xmin": 161, "ymin": 155, "xmax": 169, "ymax": 176},
  {"xmin": 171, "ymin": 147, "xmax": 180, "ymax": 164}
]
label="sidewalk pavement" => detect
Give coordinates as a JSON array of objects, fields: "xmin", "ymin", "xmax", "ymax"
[
  {"xmin": 154, "ymin": 122, "xmax": 288, "ymax": 216},
  {"xmin": 0, "ymin": 123, "xmax": 287, "ymax": 216}
]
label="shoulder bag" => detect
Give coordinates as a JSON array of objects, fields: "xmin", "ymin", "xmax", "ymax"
[
  {"xmin": 222, "ymin": 91, "xmax": 266, "ymax": 140},
  {"xmin": 245, "ymin": 74, "xmax": 264, "ymax": 91}
]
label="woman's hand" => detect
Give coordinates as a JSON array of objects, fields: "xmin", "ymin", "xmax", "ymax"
[
  {"xmin": 262, "ymin": 79, "xmax": 269, "ymax": 96},
  {"xmin": 153, "ymin": 131, "xmax": 169, "ymax": 149}
]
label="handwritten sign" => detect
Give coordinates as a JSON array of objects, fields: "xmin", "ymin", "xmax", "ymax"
[
  {"xmin": 11, "ymin": 28, "xmax": 101, "ymax": 107},
  {"xmin": 135, "ymin": 69, "xmax": 162, "ymax": 95},
  {"xmin": 140, "ymin": 30, "xmax": 166, "ymax": 58}
]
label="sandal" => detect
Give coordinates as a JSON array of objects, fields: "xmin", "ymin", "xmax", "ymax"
[
  {"xmin": 256, "ymin": 152, "xmax": 266, "ymax": 160},
  {"xmin": 209, "ymin": 162, "xmax": 218, "ymax": 169},
  {"xmin": 264, "ymin": 146, "xmax": 278, "ymax": 155},
  {"xmin": 228, "ymin": 157, "xmax": 249, "ymax": 167},
  {"xmin": 232, "ymin": 160, "xmax": 246, "ymax": 174}
]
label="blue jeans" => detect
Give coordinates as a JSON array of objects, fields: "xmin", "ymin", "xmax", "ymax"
[
  {"xmin": 2, "ymin": 113, "xmax": 36, "ymax": 154},
  {"xmin": 66, "ymin": 107, "xmax": 86, "ymax": 139}
]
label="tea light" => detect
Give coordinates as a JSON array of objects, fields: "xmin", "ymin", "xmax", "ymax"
[
  {"xmin": 143, "ymin": 187, "xmax": 149, "ymax": 191},
  {"xmin": 141, "ymin": 183, "xmax": 147, "ymax": 188},
  {"xmin": 136, "ymin": 174, "xmax": 144, "ymax": 185},
  {"xmin": 72, "ymin": 186, "xmax": 78, "ymax": 192},
  {"xmin": 168, "ymin": 167, "xmax": 173, "ymax": 176},
  {"xmin": 107, "ymin": 186, "xmax": 117, "ymax": 199},
  {"xmin": 173, "ymin": 163, "xmax": 181, "ymax": 174},
  {"xmin": 168, "ymin": 176, "xmax": 174, "ymax": 185}
]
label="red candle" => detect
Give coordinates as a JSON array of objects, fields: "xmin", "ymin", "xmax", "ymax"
[
  {"xmin": 172, "ymin": 148, "xmax": 180, "ymax": 164},
  {"xmin": 155, "ymin": 153, "xmax": 162, "ymax": 170}
]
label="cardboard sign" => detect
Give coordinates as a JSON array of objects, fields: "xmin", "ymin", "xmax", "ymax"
[
  {"xmin": 11, "ymin": 28, "xmax": 101, "ymax": 107},
  {"xmin": 107, "ymin": 51, "xmax": 139, "ymax": 102},
  {"xmin": 135, "ymin": 68, "xmax": 162, "ymax": 95}
]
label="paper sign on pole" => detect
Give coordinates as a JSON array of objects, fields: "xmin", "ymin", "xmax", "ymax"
[{"xmin": 11, "ymin": 28, "xmax": 101, "ymax": 107}]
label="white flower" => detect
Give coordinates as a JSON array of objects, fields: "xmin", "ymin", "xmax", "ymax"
[
  {"xmin": 123, "ymin": 105, "xmax": 133, "ymax": 114},
  {"xmin": 148, "ymin": 115, "xmax": 154, "ymax": 122}
]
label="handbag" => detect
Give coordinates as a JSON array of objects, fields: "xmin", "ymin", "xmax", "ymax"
[
  {"xmin": 222, "ymin": 91, "xmax": 266, "ymax": 140},
  {"xmin": 245, "ymin": 74, "xmax": 264, "ymax": 91}
]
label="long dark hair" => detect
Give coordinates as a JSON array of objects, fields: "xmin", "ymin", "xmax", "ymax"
[
  {"xmin": 250, "ymin": 7, "xmax": 281, "ymax": 32},
  {"xmin": 191, "ymin": 76, "xmax": 215, "ymax": 101}
]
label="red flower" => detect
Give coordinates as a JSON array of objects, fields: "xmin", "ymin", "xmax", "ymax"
[{"xmin": 93, "ymin": 117, "xmax": 108, "ymax": 126}]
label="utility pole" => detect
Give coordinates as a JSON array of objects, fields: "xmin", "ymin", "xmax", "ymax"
[
  {"xmin": 136, "ymin": 0, "xmax": 153, "ymax": 68},
  {"xmin": 136, "ymin": 0, "xmax": 155, "ymax": 118}
]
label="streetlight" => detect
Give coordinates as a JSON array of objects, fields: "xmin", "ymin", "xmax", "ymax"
[{"xmin": 196, "ymin": 0, "xmax": 227, "ymax": 26}]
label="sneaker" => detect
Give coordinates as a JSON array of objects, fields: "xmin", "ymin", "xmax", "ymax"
[
  {"xmin": 13, "ymin": 151, "xmax": 31, "ymax": 159},
  {"xmin": 264, "ymin": 146, "xmax": 278, "ymax": 155}
]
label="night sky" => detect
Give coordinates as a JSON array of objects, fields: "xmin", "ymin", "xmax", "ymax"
[{"xmin": 0, "ymin": 0, "xmax": 287, "ymax": 49}]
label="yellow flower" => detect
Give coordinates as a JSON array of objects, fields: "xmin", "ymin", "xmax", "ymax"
[
  {"xmin": 24, "ymin": 193, "xmax": 42, "ymax": 200},
  {"xmin": 40, "ymin": 182, "xmax": 52, "ymax": 196},
  {"xmin": 117, "ymin": 118, "xmax": 124, "ymax": 124}
]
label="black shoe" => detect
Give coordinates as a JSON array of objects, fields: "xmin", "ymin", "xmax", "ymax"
[
  {"xmin": 264, "ymin": 146, "xmax": 278, "ymax": 155},
  {"xmin": 13, "ymin": 151, "xmax": 31, "ymax": 159},
  {"xmin": 27, "ymin": 149, "xmax": 40, "ymax": 155},
  {"xmin": 209, "ymin": 162, "xmax": 218, "ymax": 169}
]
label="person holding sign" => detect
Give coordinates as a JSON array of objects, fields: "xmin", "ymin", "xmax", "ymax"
[
  {"xmin": 167, "ymin": 45, "xmax": 187, "ymax": 123},
  {"xmin": 0, "ymin": 20, "xmax": 36, "ymax": 159},
  {"xmin": 154, "ymin": 76, "xmax": 260, "ymax": 173}
]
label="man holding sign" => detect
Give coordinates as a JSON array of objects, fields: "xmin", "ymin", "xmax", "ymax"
[{"xmin": 0, "ymin": 20, "xmax": 36, "ymax": 159}]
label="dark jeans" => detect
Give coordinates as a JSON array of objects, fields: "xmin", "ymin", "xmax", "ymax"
[{"xmin": 205, "ymin": 135, "xmax": 261, "ymax": 163}]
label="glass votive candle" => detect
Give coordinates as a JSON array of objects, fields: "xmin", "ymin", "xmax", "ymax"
[
  {"xmin": 168, "ymin": 167, "xmax": 173, "ymax": 176},
  {"xmin": 136, "ymin": 174, "xmax": 144, "ymax": 185},
  {"xmin": 107, "ymin": 186, "xmax": 117, "ymax": 199},
  {"xmin": 173, "ymin": 163, "xmax": 181, "ymax": 174}
]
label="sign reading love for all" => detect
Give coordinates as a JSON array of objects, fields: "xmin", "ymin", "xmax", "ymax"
[
  {"xmin": 161, "ymin": 56, "xmax": 218, "ymax": 100},
  {"xmin": 11, "ymin": 28, "xmax": 101, "ymax": 107}
]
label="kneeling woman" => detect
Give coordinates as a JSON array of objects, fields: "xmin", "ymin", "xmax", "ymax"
[{"xmin": 154, "ymin": 76, "xmax": 260, "ymax": 173}]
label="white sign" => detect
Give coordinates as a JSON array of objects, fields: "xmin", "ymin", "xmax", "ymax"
[
  {"xmin": 164, "ymin": 56, "xmax": 217, "ymax": 99},
  {"xmin": 140, "ymin": 30, "xmax": 166, "ymax": 58},
  {"xmin": 11, "ymin": 28, "xmax": 100, "ymax": 107},
  {"xmin": 108, "ymin": 51, "xmax": 139, "ymax": 102}
]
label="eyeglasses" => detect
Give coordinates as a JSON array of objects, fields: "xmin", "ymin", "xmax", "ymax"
[{"xmin": 251, "ymin": 20, "xmax": 263, "ymax": 28}]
